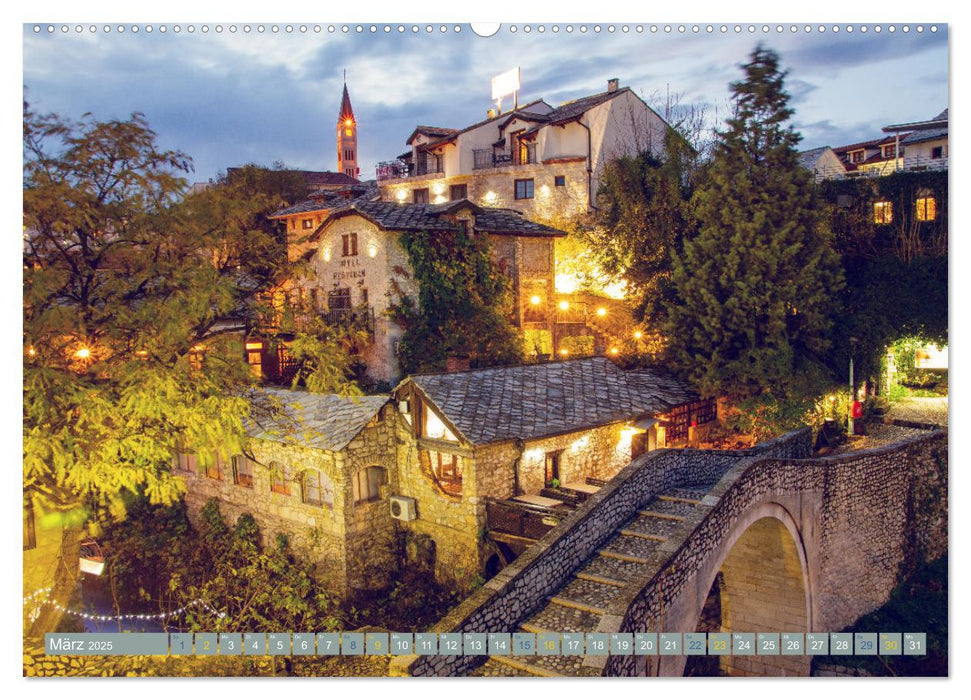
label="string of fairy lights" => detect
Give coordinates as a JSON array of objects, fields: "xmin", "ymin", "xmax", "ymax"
[{"xmin": 23, "ymin": 586, "xmax": 227, "ymax": 623}]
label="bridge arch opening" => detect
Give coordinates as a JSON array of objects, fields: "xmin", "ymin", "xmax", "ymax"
[{"xmin": 686, "ymin": 514, "xmax": 811, "ymax": 677}]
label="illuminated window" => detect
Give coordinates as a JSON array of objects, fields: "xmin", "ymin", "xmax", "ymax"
[
  {"xmin": 352, "ymin": 466, "xmax": 387, "ymax": 504},
  {"xmin": 302, "ymin": 219, "xmax": 314, "ymax": 230},
  {"xmin": 916, "ymin": 196, "xmax": 937, "ymax": 222},
  {"xmin": 544, "ymin": 450, "xmax": 563, "ymax": 486},
  {"xmin": 874, "ymin": 201, "xmax": 893, "ymax": 224},
  {"xmin": 413, "ymin": 188, "xmax": 429, "ymax": 204},
  {"xmin": 554, "ymin": 175, "xmax": 566, "ymax": 187},
  {"xmin": 450, "ymin": 184, "xmax": 468, "ymax": 201},
  {"xmin": 24, "ymin": 502, "xmax": 36, "ymax": 550},
  {"xmin": 427, "ymin": 450, "xmax": 462, "ymax": 496},
  {"xmin": 514, "ymin": 179, "xmax": 534, "ymax": 200},
  {"xmin": 341, "ymin": 232, "xmax": 358, "ymax": 257},
  {"xmin": 246, "ymin": 343, "xmax": 263, "ymax": 378},
  {"xmin": 232, "ymin": 455, "xmax": 253, "ymax": 488},
  {"xmin": 189, "ymin": 347, "xmax": 205, "ymax": 371},
  {"xmin": 206, "ymin": 453, "xmax": 224, "ymax": 480},
  {"xmin": 269, "ymin": 462, "xmax": 291, "ymax": 496},
  {"xmin": 423, "ymin": 405, "xmax": 457, "ymax": 441}
]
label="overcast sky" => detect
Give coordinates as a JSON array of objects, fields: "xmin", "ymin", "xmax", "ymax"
[{"xmin": 23, "ymin": 23, "xmax": 948, "ymax": 184}]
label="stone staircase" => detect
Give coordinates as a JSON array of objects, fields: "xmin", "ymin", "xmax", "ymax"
[{"xmin": 471, "ymin": 485, "xmax": 715, "ymax": 677}]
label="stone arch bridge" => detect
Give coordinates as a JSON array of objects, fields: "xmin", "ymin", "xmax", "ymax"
[{"xmin": 390, "ymin": 426, "xmax": 947, "ymax": 677}]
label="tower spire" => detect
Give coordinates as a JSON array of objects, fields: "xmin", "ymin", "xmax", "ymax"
[{"xmin": 337, "ymin": 76, "xmax": 359, "ymax": 180}]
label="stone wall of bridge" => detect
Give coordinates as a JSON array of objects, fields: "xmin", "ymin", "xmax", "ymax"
[
  {"xmin": 603, "ymin": 428, "xmax": 947, "ymax": 677},
  {"xmin": 389, "ymin": 429, "xmax": 812, "ymax": 677}
]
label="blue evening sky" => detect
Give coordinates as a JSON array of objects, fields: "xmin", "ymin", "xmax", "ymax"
[{"xmin": 23, "ymin": 23, "xmax": 948, "ymax": 186}]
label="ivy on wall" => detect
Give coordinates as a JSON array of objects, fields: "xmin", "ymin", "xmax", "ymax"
[{"xmin": 389, "ymin": 226, "xmax": 525, "ymax": 374}]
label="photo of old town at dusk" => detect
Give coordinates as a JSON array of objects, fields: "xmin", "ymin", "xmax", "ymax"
[{"xmin": 22, "ymin": 21, "xmax": 947, "ymax": 678}]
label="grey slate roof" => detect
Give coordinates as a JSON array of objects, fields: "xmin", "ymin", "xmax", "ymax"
[
  {"xmin": 902, "ymin": 128, "xmax": 948, "ymax": 145},
  {"xmin": 247, "ymin": 389, "xmax": 389, "ymax": 452},
  {"xmin": 797, "ymin": 147, "xmax": 831, "ymax": 170},
  {"xmin": 269, "ymin": 183, "xmax": 379, "ymax": 218},
  {"xmin": 403, "ymin": 356, "xmax": 697, "ymax": 446},
  {"xmin": 313, "ymin": 199, "xmax": 566, "ymax": 239}
]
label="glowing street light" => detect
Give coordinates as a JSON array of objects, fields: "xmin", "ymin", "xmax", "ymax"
[
  {"xmin": 597, "ymin": 307, "xmax": 607, "ymax": 317},
  {"xmin": 74, "ymin": 347, "xmax": 91, "ymax": 359},
  {"xmin": 633, "ymin": 331, "xmax": 643, "ymax": 340},
  {"xmin": 559, "ymin": 300, "xmax": 570, "ymax": 311},
  {"xmin": 530, "ymin": 295, "xmax": 542, "ymax": 305}
]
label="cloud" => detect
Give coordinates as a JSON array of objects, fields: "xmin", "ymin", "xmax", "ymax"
[{"xmin": 23, "ymin": 26, "xmax": 948, "ymax": 182}]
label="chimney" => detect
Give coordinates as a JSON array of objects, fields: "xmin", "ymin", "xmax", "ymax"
[
  {"xmin": 607, "ymin": 78, "xmax": 619, "ymax": 93},
  {"xmin": 445, "ymin": 354, "xmax": 471, "ymax": 373}
]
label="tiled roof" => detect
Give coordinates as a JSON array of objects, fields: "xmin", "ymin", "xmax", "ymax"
[
  {"xmin": 402, "ymin": 356, "xmax": 698, "ymax": 446},
  {"xmin": 902, "ymin": 128, "xmax": 948, "ymax": 145},
  {"xmin": 797, "ymin": 147, "xmax": 832, "ymax": 170},
  {"xmin": 312, "ymin": 199, "xmax": 567, "ymax": 238},
  {"xmin": 247, "ymin": 389, "xmax": 389, "ymax": 452},
  {"xmin": 832, "ymin": 136, "xmax": 893, "ymax": 154},
  {"xmin": 303, "ymin": 171, "xmax": 360, "ymax": 187},
  {"xmin": 545, "ymin": 88, "xmax": 629, "ymax": 125},
  {"xmin": 269, "ymin": 183, "xmax": 378, "ymax": 218},
  {"xmin": 474, "ymin": 208, "xmax": 568, "ymax": 237},
  {"xmin": 408, "ymin": 125, "xmax": 461, "ymax": 145}
]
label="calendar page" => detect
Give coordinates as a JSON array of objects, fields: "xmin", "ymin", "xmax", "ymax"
[{"xmin": 21, "ymin": 7, "xmax": 949, "ymax": 687}]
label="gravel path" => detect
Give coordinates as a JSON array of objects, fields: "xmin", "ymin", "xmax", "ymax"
[{"xmin": 888, "ymin": 396, "xmax": 948, "ymax": 427}]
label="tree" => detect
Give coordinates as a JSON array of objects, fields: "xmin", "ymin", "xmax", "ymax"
[
  {"xmin": 389, "ymin": 227, "xmax": 524, "ymax": 374},
  {"xmin": 586, "ymin": 129, "xmax": 698, "ymax": 328},
  {"xmin": 666, "ymin": 47, "xmax": 844, "ymax": 402},
  {"xmin": 22, "ymin": 105, "xmax": 352, "ymax": 634}
]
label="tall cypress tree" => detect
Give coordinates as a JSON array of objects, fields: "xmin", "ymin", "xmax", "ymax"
[{"xmin": 667, "ymin": 47, "xmax": 843, "ymax": 401}]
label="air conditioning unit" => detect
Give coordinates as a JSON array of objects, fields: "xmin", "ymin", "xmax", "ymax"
[{"xmin": 389, "ymin": 495, "xmax": 417, "ymax": 522}]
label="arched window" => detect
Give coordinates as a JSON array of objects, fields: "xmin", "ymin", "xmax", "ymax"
[
  {"xmin": 352, "ymin": 466, "xmax": 387, "ymax": 504},
  {"xmin": 301, "ymin": 469, "xmax": 334, "ymax": 508}
]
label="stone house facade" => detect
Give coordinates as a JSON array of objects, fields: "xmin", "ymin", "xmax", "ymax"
[
  {"xmin": 389, "ymin": 356, "xmax": 713, "ymax": 586},
  {"xmin": 179, "ymin": 390, "xmax": 400, "ymax": 596},
  {"xmin": 178, "ymin": 359, "xmax": 714, "ymax": 594},
  {"xmin": 375, "ymin": 79, "xmax": 672, "ymax": 219},
  {"xmin": 295, "ymin": 199, "xmax": 566, "ymax": 384}
]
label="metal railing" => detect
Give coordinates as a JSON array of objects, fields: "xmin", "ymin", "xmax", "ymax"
[
  {"xmin": 473, "ymin": 146, "xmax": 536, "ymax": 170},
  {"xmin": 813, "ymin": 153, "xmax": 948, "ymax": 182},
  {"xmin": 322, "ymin": 306, "xmax": 374, "ymax": 332}
]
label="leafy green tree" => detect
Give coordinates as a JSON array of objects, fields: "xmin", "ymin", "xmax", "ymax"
[
  {"xmin": 587, "ymin": 130, "xmax": 698, "ymax": 327},
  {"xmin": 390, "ymin": 227, "xmax": 524, "ymax": 373},
  {"xmin": 22, "ymin": 105, "xmax": 353, "ymax": 634},
  {"xmin": 666, "ymin": 47, "xmax": 844, "ymax": 402}
]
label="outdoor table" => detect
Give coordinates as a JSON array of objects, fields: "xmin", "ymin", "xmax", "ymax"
[
  {"xmin": 511, "ymin": 494, "xmax": 565, "ymax": 509},
  {"xmin": 561, "ymin": 481, "xmax": 601, "ymax": 495}
]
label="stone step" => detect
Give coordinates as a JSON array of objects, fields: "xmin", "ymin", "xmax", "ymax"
[
  {"xmin": 637, "ymin": 509, "xmax": 685, "ymax": 521},
  {"xmin": 502, "ymin": 652, "xmax": 588, "ymax": 677},
  {"xmin": 657, "ymin": 492, "xmax": 703, "ymax": 504},
  {"xmin": 601, "ymin": 532, "xmax": 664, "ymax": 561},
  {"xmin": 549, "ymin": 577, "xmax": 622, "ymax": 614},
  {"xmin": 522, "ymin": 599, "xmax": 602, "ymax": 634},
  {"xmin": 490, "ymin": 655, "xmax": 564, "ymax": 677},
  {"xmin": 596, "ymin": 548, "xmax": 649, "ymax": 565},
  {"xmin": 623, "ymin": 513, "xmax": 684, "ymax": 540},
  {"xmin": 642, "ymin": 497, "xmax": 699, "ymax": 518},
  {"xmin": 470, "ymin": 658, "xmax": 536, "ymax": 677},
  {"xmin": 578, "ymin": 552, "xmax": 651, "ymax": 585}
]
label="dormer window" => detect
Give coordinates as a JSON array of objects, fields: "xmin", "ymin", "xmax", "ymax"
[
  {"xmin": 883, "ymin": 145, "xmax": 896, "ymax": 159},
  {"xmin": 850, "ymin": 150, "xmax": 865, "ymax": 164},
  {"xmin": 421, "ymin": 402, "xmax": 458, "ymax": 442}
]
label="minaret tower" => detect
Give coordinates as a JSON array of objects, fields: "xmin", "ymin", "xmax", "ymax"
[{"xmin": 337, "ymin": 74, "xmax": 359, "ymax": 179}]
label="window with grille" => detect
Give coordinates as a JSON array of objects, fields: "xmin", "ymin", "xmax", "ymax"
[
  {"xmin": 413, "ymin": 188, "xmax": 429, "ymax": 204},
  {"xmin": 450, "ymin": 184, "xmax": 467, "ymax": 200},
  {"xmin": 342, "ymin": 232, "xmax": 358, "ymax": 257}
]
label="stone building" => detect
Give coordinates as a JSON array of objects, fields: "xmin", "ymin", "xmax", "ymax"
[
  {"xmin": 390, "ymin": 356, "xmax": 714, "ymax": 584},
  {"xmin": 375, "ymin": 79, "xmax": 672, "ymax": 219},
  {"xmin": 297, "ymin": 198, "xmax": 567, "ymax": 383},
  {"xmin": 179, "ymin": 389, "xmax": 400, "ymax": 596},
  {"xmin": 178, "ymin": 358, "xmax": 713, "ymax": 593}
]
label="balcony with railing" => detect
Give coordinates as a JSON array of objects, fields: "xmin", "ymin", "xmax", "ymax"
[
  {"xmin": 376, "ymin": 152, "xmax": 444, "ymax": 182},
  {"xmin": 473, "ymin": 143, "xmax": 537, "ymax": 170}
]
